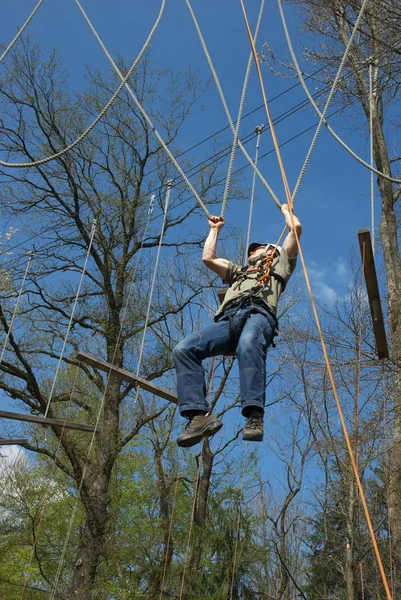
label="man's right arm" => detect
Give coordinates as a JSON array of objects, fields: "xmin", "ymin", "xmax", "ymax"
[{"xmin": 202, "ymin": 216, "xmax": 230, "ymax": 280}]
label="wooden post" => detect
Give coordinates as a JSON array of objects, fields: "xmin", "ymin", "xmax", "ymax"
[
  {"xmin": 358, "ymin": 229, "xmax": 389, "ymax": 360},
  {"xmin": 76, "ymin": 351, "xmax": 178, "ymax": 404}
]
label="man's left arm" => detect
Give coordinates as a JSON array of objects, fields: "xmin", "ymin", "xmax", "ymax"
[{"xmin": 281, "ymin": 204, "xmax": 302, "ymax": 259}]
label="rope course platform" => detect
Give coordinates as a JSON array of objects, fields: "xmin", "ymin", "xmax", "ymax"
[
  {"xmin": 0, "ymin": 437, "xmax": 28, "ymax": 446},
  {"xmin": 76, "ymin": 351, "xmax": 177, "ymax": 405},
  {"xmin": 357, "ymin": 228, "xmax": 389, "ymax": 360},
  {"xmin": 0, "ymin": 409, "xmax": 99, "ymax": 434}
]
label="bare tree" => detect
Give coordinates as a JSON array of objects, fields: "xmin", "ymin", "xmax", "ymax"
[{"xmin": 0, "ymin": 39, "xmax": 241, "ymax": 598}]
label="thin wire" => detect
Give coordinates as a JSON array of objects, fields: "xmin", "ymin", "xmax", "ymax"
[
  {"xmin": 221, "ymin": 0, "xmax": 265, "ymax": 217},
  {"xmin": 278, "ymin": 0, "xmax": 401, "ymax": 186},
  {"xmin": 240, "ymin": 1, "xmax": 394, "ymax": 596},
  {"xmin": 0, "ymin": 0, "xmax": 166, "ymax": 169},
  {"xmin": 48, "ymin": 190, "xmax": 167, "ymax": 596},
  {"xmin": 178, "ymin": 447, "xmax": 203, "ymax": 600},
  {"xmin": 135, "ymin": 182, "xmax": 172, "ymax": 380},
  {"xmin": 44, "ymin": 220, "xmax": 97, "ymax": 420},
  {"xmin": 245, "ymin": 125, "xmax": 264, "ymax": 260},
  {"xmin": 0, "ymin": 0, "xmax": 45, "ymax": 64},
  {"xmin": 229, "ymin": 442, "xmax": 248, "ymax": 600},
  {"xmin": 21, "ymin": 367, "xmax": 81, "ymax": 600},
  {"xmin": 0, "ymin": 251, "xmax": 34, "ymax": 364},
  {"xmin": 75, "ymin": 0, "xmax": 212, "ymax": 219},
  {"xmin": 291, "ymin": 0, "xmax": 371, "ymax": 202},
  {"xmin": 159, "ymin": 473, "xmax": 180, "ymax": 600},
  {"xmin": 369, "ymin": 62, "xmax": 375, "ymax": 257},
  {"xmin": 184, "ymin": 0, "xmax": 281, "ymax": 210}
]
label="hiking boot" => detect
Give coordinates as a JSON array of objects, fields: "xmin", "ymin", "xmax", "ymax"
[
  {"xmin": 242, "ymin": 416, "xmax": 264, "ymax": 442},
  {"xmin": 176, "ymin": 414, "xmax": 223, "ymax": 448}
]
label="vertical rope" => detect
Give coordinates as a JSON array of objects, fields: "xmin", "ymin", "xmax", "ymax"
[
  {"xmin": 21, "ymin": 367, "xmax": 81, "ymax": 600},
  {"xmin": 44, "ymin": 220, "xmax": 97, "ymax": 419},
  {"xmin": 240, "ymin": 2, "xmax": 393, "ymax": 596},
  {"xmin": 245, "ymin": 125, "xmax": 264, "ymax": 261},
  {"xmin": 0, "ymin": 251, "xmax": 34, "ymax": 364},
  {"xmin": 159, "ymin": 473, "xmax": 180, "ymax": 600},
  {"xmin": 178, "ymin": 448, "xmax": 203, "ymax": 600},
  {"xmin": 221, "ymin": 0, "xmax": 266, "ymax": 218},
  {"xmin": 369, "ymin": 61, "xmax": 375, "ymax": 258},
  {"xmin": 135, "ymin": 181, "xmax": 173, "ymax": 381},
  {"xmin": 48, "ymin": 195, "xmax": 161, "ymax": 599},
  {"xmin": 229, "ymin": 442, "xmax": 248, "ymax": 599}
]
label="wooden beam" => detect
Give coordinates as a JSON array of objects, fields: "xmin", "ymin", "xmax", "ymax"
[
  {"xmin": 0, "ymin": 438, "xmax": 28, "ymax": 446},
  {"xmin": 358, "ymin": 229, "xmax": 389, "ymax": 360},
  {"xmin": 76, "ymin": 351, "xmax": 178, "ymax": 405},
  {"xmin": 0, "ymin": 410, "xmax": 99, "ymax": 433}
]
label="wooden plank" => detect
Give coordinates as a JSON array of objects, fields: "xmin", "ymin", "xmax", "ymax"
[
  {"xmin": 76, "ymin": 351, "xmax": 178, "ymax": 405},
  {"xmin": 0, "ymin": 410, "xmax": 99, "ymax": 433},
  {"xmin": 358, "ymin": 229, "xmax": 389, "ymax": 360},
  {"xmin": 0, "ymin": 438, "xmax": 28, "ymax": 445}
]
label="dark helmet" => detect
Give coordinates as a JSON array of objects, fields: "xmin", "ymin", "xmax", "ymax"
[{"xmin": 247, "ymin": 242, "xmax": 282, "ymax": 257}]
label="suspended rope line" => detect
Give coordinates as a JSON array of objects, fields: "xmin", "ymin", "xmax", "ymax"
[
  {"xmin": 290, "ymin": 0, "xmax": 370, "ymax": 202},
  {"xmin": 240, "ymin": 2, "xmax": 393, "ymax": 597},
  {"xmin": 229, "ymin": 442, "xmax": 248, "ymax": 600},
  {"xmin": 221, "ymin": 0, "xmax": 266, "ymax": 217},
  {"xmin": 178, "ymin": 446, "xmax": 203, "ymax": 600},
  {"xmin": 239, "ymin": 0, "xmax": 293, "ymax": 206},
  {"xmin": 0, "ymin": 0, "xmax": 166, "ymax": 169},
  {"xmin": 184, "ymin": 0, "xmax": 281, "ymax": 210},
  {"xmin": 75, "ymin": 1, "xmax": 212, "ymax": 219},
  {"xmin": 21, "ymin": 368, "xmax": 81, "ymax": 600},
  {"xmin": 277, "ymin": 0, "xmax": 401, "ymax": 186},
  {"xmin": 369, "ymin": 62, "xmax": 375, "ymax": 257},
  {"xmin": 135, "ymin": 182, "xmax": 173, "ymax": 384},
  {"xmin": 44, "ymin": 220, "xmax": 97, "ymax": 420},
  {"xmin": 245, "ymin": 125, "xmax": 264, "ymax": 260},
  {"xmin": 0, "ymin": 0, "xmax": 45, "ymax": 65},
  {"xmin": 48, "ymin": 189, "xmax": 170, "ymax": 598},
  {"xmin": 159, "ymin": 470, "xmax": 180, "ymax": 600},
  {"xmin": 0, "ymin": 251, "xmax": 34, "ymax": 364}
]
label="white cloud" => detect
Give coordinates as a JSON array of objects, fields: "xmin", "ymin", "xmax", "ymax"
[{"xmin": 307, "ymin": 263, "xmax": 338, "ymax": 305}]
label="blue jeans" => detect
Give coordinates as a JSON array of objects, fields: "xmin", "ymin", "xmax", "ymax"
[{"xmin": 172, "ymin": 305, "xmax": 277, "ymax": 416}]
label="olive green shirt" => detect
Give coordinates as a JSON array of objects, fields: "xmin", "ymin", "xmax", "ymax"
[{"xmin": 215, "ymin": 248, "xmax": 297, "ymax": 318}]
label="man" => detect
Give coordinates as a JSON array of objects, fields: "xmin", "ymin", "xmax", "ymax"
[{"xmin": 172, "ymin": 203, "xmax": 302, "ymax": 447}]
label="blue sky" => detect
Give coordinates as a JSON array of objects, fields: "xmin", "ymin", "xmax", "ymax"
[{"xmin": 0, "ymin": 0, "xmax": 383, "ymax": 305}]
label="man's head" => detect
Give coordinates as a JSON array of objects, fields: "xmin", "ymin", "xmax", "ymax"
[{"xmin": 247, "ymin": 242, "xmax": 281, "ymax": 265}]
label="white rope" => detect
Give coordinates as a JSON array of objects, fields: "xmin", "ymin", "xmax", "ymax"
[
  {"xmin": 49, "ymin": 191, "xmax": 168, "ymax": 598},
  {"xmin": 0, "ymin": 251, "xmax": 34, "ymax": 364},
  {"xmin": 244, "ymin": 125, "xmax": 264, "ymax": 260},
  {"xmin": 135, "ymin": 182, "xmax": 172, "ymax": 380},
  {"xmin": 369, "ymin": 61, "xmax": 375, "ymax": 258},
  {"xmin": 0, "ymin": 0, "xmax": 166, "ymax": 169},
  {"xmin": 0, "ymin": 0, "xmax": 45, "ymax": 65},
  {"xmin": 75, "ymin": 0, "xmax": 212, "ymax": 220},
  {"xmin": 44, "ymin": 220, "xmax": 97, "ymax": 419},
  {"xmin": 290, "ymin": 0, "xmax": 370, "ymax": 201},
  {"xmin": 184, "ymin": 0, "xmax": 281, "ymax": 210},
  {"xmin": 278, "ymin": 0, "xmax": 401, "ymax": 186},
  {"xmin": 221, "ymin": 0, "xmax": 266, "ymax": 217}
]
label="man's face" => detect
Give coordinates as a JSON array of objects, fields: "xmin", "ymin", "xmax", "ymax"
[{"xmin": 248, "ymin": 245, "xmax": 275, "ymax": 264}]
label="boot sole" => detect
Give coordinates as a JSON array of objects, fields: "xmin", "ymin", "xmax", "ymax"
[
  {"xmin": 242, "ymin": 432, "xmax": 264, "ymax": 442},
  {"xmin": 177, "ymin": 420, "xmax": 223, "ymax": 448}
]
